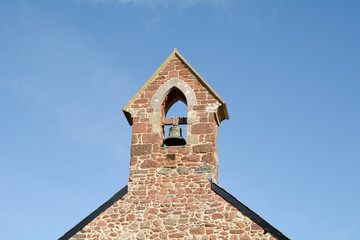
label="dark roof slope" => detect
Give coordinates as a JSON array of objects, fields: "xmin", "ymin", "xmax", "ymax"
[
  {"xmin": 211, "ymin": 182, "xmax": 290, "ymax": 240},
  {"xmin": 58, "ymin": 185, "xmax": 128, "ymax": 240}
]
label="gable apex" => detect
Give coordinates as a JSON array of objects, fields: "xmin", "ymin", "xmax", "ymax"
[{"xmin": 122, "ymin": 48, "xmax": 229, "ymax": 125}]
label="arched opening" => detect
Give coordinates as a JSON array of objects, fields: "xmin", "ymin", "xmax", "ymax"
[{"xmin": 161, "ymin": 87, "xmax": 188, "ymax": 146}]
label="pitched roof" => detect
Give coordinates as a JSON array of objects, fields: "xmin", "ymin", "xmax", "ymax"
[
  {"xmin": 122, "ymin": 48, "xmax": 229, "ymax": 125},
  {"xmin": 59, "ymin": 183, "xmax": 289, "ymax": 240}
]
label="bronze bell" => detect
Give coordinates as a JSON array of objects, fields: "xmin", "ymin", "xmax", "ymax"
[{"xmin": 164, "ymin": 121, "xmax": 186, "ymax": 146}]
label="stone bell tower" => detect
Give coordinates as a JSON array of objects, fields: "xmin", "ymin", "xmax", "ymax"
[
  {"xmin": 60, "ymin": 49, "xmax": 289, "ymax": 240},
  {"xmin": 122, "ymin": 48, "xmax": 229, "ymax": 190}
]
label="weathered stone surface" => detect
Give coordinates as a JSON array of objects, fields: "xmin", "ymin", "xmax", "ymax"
[
  {"xmin": 166, "ymin": 154, "xmax": 175, "ymax": 160},
  {"xmin": 176, "ymin": 166, "xmax": 190, "ymax": 175},
  {"xmin": 131, "ymin": 144, "xmax": 152, "ymax": 156},
  {"xmin": 191, "ymin": 123, "xmax": 216, "ymax": 134},
  {"xmin": 71, "ymin": 233, "xmax": 86, "ymax": 239},
  {"xmin": 240, "ymin": 235, "xmax": 251, "ymax": 240},
  {"xmin": 202, "ymin": 153, "xmax": 216, "ymax": 165},
  {"xmin": 168, "ymin": 232, "xmax": 185, "ymax": 238},
  {"xmin": 189, "ymin": 226, "xmax": 205, "ymax": 235},
  {"xmin": 163, "ymin": 218, "xmax": 177, "ymax": 225},
  {"xmin": 142, "ymin": 133, "xmax": 160, "ymax": 143},
  {"xmin": 158, "ymin": 167, "xmax": 173, "ymax": 175},
  {"xmin": 192, "ymin": 143, "xmax": 214, "ymax": 153},
  {"xmin": 140, "ymin": 159, "xmax": 161, "ymax": 169},
  {"xmin": 195, "ymin": 164, "xmax": 213, "ymax": 173},
  {"xmin": 130, "ymin": 169, "xmax": 148, "ymax": 175},
  {"xmin": 136, "ymin": 231, "xmax": 145, "ymax": 240},
  {"xmin": 133, "ymin": 122, "xmax": 147, "ymax": 133}
]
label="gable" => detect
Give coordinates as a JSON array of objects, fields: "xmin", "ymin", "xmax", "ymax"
[
  {"xmin": 122, "ymin": 49, "xmax": 229, "ymax": 126},
  {"xmin": 59, "ymin": 183, "xmax": 289, "ymax": 240}
]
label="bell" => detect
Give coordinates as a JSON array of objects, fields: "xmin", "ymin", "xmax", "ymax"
[{"xmin": 164, "ymin": 124, "xmax": 186, "ymax": 146}]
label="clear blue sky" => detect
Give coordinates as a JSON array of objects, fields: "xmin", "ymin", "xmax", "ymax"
[{"xmin": 1, "ymin": 1, "xmax": 359, "ymax": 239}]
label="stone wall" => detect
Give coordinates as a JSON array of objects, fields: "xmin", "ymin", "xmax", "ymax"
[
  {"xmin": 128, "ymin": 56, "xmax": 220, "ymax": 185},
  {"xmin": 68, "ymin": 55, "xmax": 278, "ymax": 240},
  {"xmin": 70, "ymin": 181, "xmax": 277, "ymax": 240}
]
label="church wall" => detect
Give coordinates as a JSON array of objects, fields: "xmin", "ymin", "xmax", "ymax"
[{"xmin": 66, "ymin": 53, "xmax": 280, "ymax": 240}]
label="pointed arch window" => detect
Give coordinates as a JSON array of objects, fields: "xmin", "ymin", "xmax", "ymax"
[{"xmin": 161, "ymin": 87, "xmax": 188, "ymax": 146}]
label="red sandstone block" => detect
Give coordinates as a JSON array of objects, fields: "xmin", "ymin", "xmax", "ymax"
[
  {"xmin": 212, "ymin": 213, "xmax": 224, "ymax": 219},
  {"xmin": 184, "ymin": 163, "xmax": 199, "ymax": 168},
  {"xmin": 193, "ymin": 105, "xmax": 206, "ymax": 111},
  {"xmin": 189, "ymin": 226, "xmax": 205, "ymax": 235},
  {"xmin": 148, "ymin": 84, "xmax": 159, "ymax": 91},
  {"xmin": 130, "ymin": 157, "xmax": 137, "ymax": 166},
  {"xmin": 240, "ymin": 235, "xmax": 251, "ymax": 240},
  {"xmin": 159, "ymin": 188, "xmax": 168, "ymax": 195},
  {"xmin": 131, "ymin": 144, "xmax": 152, "ymax": 156},
  {"xmin": 217, "ymin": 206, "xmax": 224, "ymax": 211},
  {"xmin": 158, "ymin": 71, "xmax": 167, "ymax": 76},
  {"xmin": 128, "ymin": 223, "xmax": 140, "ymax": 230},
  {"xmin": 140, "ymin": 199, "xmax": 151, "ymax": 204},
  {"xmin": 131, "ymin": 135, "xmax": 138, "ymax": 144},
  {"xmin": 144, "ymin": 90, "xmax": 156, "ymax": 98},
  {"xmin": 206, "ymin": 229, "xmax": 214, "ymax": 234},
  {"xmin": 204, "ymin": 208, "xmax": 216, "ymax": 214},
  {"xmin": 142, "ymin": 134, "xmax": 159, "ymax": 144},
  {"xmin": 176, "ymin": 65, "xmax": 186, "ymax": 71},
  {"xmin": 179, "ymin": 69, "xmax": 190, "ymax": 76},
  {"xmin": 132, "ymin": 117, "xmax": 140, "ymax": 123},
  {"xmin": 148, "ymin": 189, "xmax": 158, "ymax": 195},
  {"xmin": 192, "ymin": 123, "xmax": 216, "ymax": 134},
  {"xmin": 126, "ymin": 214, "xmax": 136, "ymax": 221},
  {"xmin": 185, "ymin": 205, "xmax": 199, "ymax": 211},
  {"xmin": 199, "ymin": 117, "xmax": 209, "ymax": 123},
  {"xmin": 178, "ymin": 176, "xmax": 186, "ymax": 182},
  {"xmin": 140, "ymin": 159, "xmax": 161, "ymax": 169},
  {"xmin": 193, "ymin": 188, "xmax": 206, "ymax": 194},
  {"xmin": 134, "ymin": 98, "xmax": 148, "ymax": 104},
  {"xmin": 96, "ymin": 220, "xmax": 107, "ymax": 227},
  {"xmin": 184, "ymin": 188, "xmax": 193, "ymax": 193},
  {"xmin": 178, "ymin": 147, "xmax": 190, "ymax": 155},
  {"xmin": 251, "ymin": 222, "xmax": 262, "ymax": 230},
  {"xmin": 169, "ymin": 70, "xmax": 179, "ymax": 78},
  {"xmin": 164, "ymin": 63, "xmax": 175, "ymax": 71},
  {"xmin": 192, "ymin": 143, "xmax": 214, "ymax": 153},
  {"xmin": 132, "ymin": 190, "xmax": 146, "ymax": 195},
  {"xmin": 133, "ymin": 123, "xmax": 147, "ymax": 133},
  {"xmin": 168, "ymin": 232, "xmax": 185, "ymax": 238},
  {"xmin": 182, "ymin": 155, "xmax": 201, "ymax": 162},
  {"xmin": 163, "ymin": 160, "xmax": 176, "ymax": 168},
  {"xmin": 176, "ymin": 224, "xmax": 188, "ymax": 231},
  {"xmin": 196, "ymin": 92, "xmax": 207, "ymax": 100},
  {"xmin": 149, "ymin": 208, "xmax": 159, "ymax": 214},
  {"xmin": 236, "ymin": 220, "xmax": 245, "ymax": 228},
  {"xmin": 166, "ymin": 148, "xmax": 177, "ymax": 154}
]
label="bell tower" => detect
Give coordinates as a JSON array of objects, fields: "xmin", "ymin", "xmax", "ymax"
[
  {"xmin": 123, "ymin": 48, "xmax": 229, "ymax": 192},
  {"xmin": 60, "ymin": 49, "xmax": 290, "ymax": 240}
]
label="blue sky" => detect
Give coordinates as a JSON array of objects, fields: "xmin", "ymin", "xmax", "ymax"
[{"xmin": 1, "ymin": 0, "xmax": 360, "ymax": 239}]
